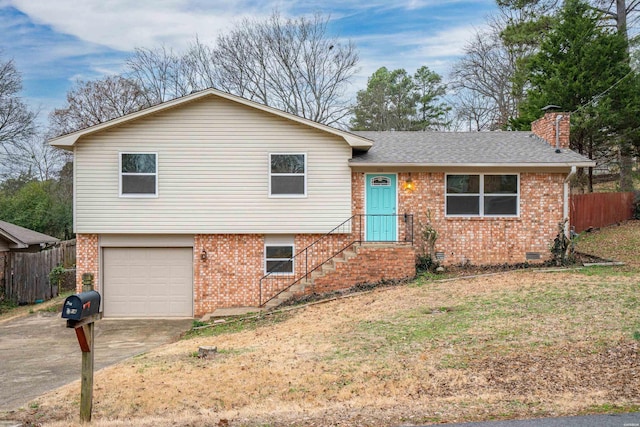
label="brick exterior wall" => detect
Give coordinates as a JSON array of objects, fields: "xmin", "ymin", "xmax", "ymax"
[
  {"xmin": 531, "ymin": 112, "xmax": 570, "ymax": 149},
  {"xmin": 354, "ymin": 171, "xmax": 566, "ymax": 266},
  {"xmin": 192, "ymin": 233, "xmax": 414, "ymax": 316},
  {"xmin": 311, "ymin": 244, "xmax": 416, "ymax": 294},
  {"xmin": 194, "ymin": 234, "xmax": 264, "ymax": 316},
  {"xmin": 75, "ymin": 234, "xmax": 99, "ymax": 292}
]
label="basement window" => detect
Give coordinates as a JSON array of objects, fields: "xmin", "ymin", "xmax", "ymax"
[
  {"xmin": 264, "ymin": 236, "xmax": 295, "ymax": 275},
  {"xmin": 120, "ymin": 152, "xmax": 157, "ymax": 197},
  {"xmin": 446, "ymin": 174, "xmax": 519, "ymax": 217}
]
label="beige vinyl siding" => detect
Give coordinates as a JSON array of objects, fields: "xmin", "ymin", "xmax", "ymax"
[
  {"xmin": 75, "ymin": 96, "xmax": 353, "ymax": 234},
  {"xmin": 99, "ymin": 234, "xmax": 194, "ymax": 247}
]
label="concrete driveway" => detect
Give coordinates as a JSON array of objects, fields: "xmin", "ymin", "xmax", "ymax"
[{"xmin": 0, "ymin": 311, "xmax": 192, "ymax": 410}]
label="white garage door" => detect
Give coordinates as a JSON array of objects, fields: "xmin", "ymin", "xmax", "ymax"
[{"xmin": 103, "ymin": 247, "xmax": 193, "ymax": 317}]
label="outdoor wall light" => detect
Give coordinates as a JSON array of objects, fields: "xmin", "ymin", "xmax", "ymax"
[
  {"xmin": 200, "ymin": 249, "xmax": 207, "ymax": 261},
  {"xmin": 403, "ymin": 174, "xmax": 415, "ymax": 191}
]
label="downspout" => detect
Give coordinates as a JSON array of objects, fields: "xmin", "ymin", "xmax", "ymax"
[
  {"xmin": 563, "ymin": 166, "xmax": 577, "ymax": 238},
  {"xmin": 555, "ymin": 114, "xmax": 564, "ymax": 153}
]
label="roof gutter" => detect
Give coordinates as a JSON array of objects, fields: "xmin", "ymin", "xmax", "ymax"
[{"xmin": 348, "ymin": 161, "xmax": 596, "ymax": 168}]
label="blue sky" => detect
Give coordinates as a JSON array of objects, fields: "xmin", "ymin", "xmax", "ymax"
[{"xmin": 0, "ymin": 0, "xmax": 497, "ymax": 123}]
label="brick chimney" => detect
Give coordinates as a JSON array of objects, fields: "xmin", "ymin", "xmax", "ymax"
[{"xmin": 531, "ymin": 112, "xmax": 570, "ymax": 150}]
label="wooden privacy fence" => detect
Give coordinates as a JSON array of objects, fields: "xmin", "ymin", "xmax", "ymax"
[
  {"xmin": 3, "ymin": 239, "xmax": 76, "ymax": 305},
  {"xmin": 570, "ymin": 192, "xmax": 635, "ymax": 233}
]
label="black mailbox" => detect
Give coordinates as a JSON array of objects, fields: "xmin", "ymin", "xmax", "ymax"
[{"xmin": 61, "ymin": 291, "xmax": 101, "ymax": 320}]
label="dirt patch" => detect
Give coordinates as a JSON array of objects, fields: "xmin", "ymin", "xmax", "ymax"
[{"xmin": 473, "ymin": 340, "xmax": 639, "ymax": 399}]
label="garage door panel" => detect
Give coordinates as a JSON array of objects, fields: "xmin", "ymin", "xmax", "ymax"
[{"xmin": 103, "ymin": 248, "xmax": 193, "ymax": 317}]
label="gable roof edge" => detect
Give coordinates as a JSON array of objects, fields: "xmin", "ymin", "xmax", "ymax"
[
  {"xmin": 0, "ymin": 220, "xmax": 59, "ymax": 247},
  {"xmin": 48, "ymin": 88, "xmax": 373, "ymax": 150},
  {"xmin": 0, "ymin": 229, "xmax": 27, "ymax": 248}
]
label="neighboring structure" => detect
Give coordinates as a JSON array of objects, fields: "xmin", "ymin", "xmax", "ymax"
[
  {"xmin": 0, "ymin": 220, "xmax": 60, "ymax": 300},
  {"xmin": 50, "ymin": 90, "xmax": 594, "ymax": 318},
  {"xmin": 0, "ymin": 220, "xmax": 59, "ymax": 252}
]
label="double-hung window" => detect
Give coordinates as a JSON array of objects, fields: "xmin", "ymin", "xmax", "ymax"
[
  {"xmin": 446, "ymin": 174, "xmax": 518, "ymax": 216},
  {"xmin": 264, "ymin": 236, "xmax": 294, "ymax": 275},
  {"xmin": 120, "ymin": 153, "xmax": 157, "ymax": 197},
  {"xmin": 269, "ymin": 153, "xmax": 306, "ymax": 197}
]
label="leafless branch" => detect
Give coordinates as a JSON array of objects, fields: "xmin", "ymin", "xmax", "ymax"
[
  {"xmin": 209, "ymin": 12, "xmax": 359, "ymax": 126},
  {"xmin": 48, "ymin": 76, "xmax": 149, "ymax": 136}
]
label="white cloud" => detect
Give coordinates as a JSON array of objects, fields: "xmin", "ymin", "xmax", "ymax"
[
  {"xmin": 415, "ymin": 24, "xmax": 487, "ymax": 59},
  {"xmin": 350, "ymin": 22, "xmax": 487, "ymax": 82},
  {"xmin": 8, "ymin": 0, "xmax": 279, "ymax": 52},
  {"xmin": 4, "ymin": 0, "xmax": 498, "ymax": 119}
]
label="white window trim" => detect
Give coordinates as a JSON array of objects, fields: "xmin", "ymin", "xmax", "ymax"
[
  {"xmin": 445, "ymin": 173, "xmax": 520, "ymax": 217},
  {"xmin": 268, "ymin": 153, "xmax": 307, "ymax": 198},
  {"xmin": 119, "ymin": 152, "xmax": 158, "ymax": 198},
  {"xmin": 264, "ymin": 242, "xmax": 295, "ymax": 276}
]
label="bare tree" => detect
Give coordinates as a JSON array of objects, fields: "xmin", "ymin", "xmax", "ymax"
[
  {"xmin": 49, "ymin": 75, "xmax": 149, "ymax": 136},
  {"xmin": 126, "ymin": 46, "xmax": 196, "ymax": 104},
  {"xmin": 0, "ymin": 133, "xmax": 69, "ymax": 181},
  {"xmin": 183, "ymin": 36, "xmax": 218, "ymax": 90},
  {"xmin": 123, "ymin": 13, "xmax": 358, "ymax": 126},
  {"xmin": 450, "ymin": 24, "xmax": 519, "ymax": 130},
  {"xmin": 452, "ymin": 89, "xmax": 500, "ymax": 131},
  {"xmin": 592, "ymin": 0, "xmax": 640, "ymax": 35},
  {"xmin": 0, "ymin": 55, "xmax": 36, "ymax": 148},
  {"xmin": 207, "ymin": 12, "xmax": 359, "ymax": 126}
]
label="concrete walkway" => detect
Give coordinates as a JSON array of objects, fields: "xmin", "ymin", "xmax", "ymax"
[{"xmin": 0, "ymin": 311, "xmax": 192, "ymax": 410}]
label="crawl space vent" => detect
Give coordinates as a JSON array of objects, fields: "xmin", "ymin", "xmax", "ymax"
[{"xmin": 526, "ymin": 252, "xmax": 542, "ymax": 260}]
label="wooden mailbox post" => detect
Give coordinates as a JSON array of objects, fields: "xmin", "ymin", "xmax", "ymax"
[{"xmin": 62, "ymin": 272, "xmax": 102, "ymax": 423}]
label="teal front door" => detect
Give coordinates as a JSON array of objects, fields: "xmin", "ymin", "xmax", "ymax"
[{"xmin": 365, "ymin": 174, "xmax": 397, "ymax": 241}]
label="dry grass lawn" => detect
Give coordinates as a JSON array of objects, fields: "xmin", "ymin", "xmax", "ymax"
[{"xmin": 4, "ymin": 222, "xmax": 640, "ymax": 426}]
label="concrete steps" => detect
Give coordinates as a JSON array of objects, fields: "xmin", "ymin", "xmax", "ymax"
[{"xmin": 263, "ymin": 246, "xmax": 359, "ymax": 309}]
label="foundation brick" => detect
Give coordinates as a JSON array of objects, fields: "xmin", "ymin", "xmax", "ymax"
[
  {"xmin": 194, "ymin": 234, "xmax": 264, "ymax": 317},
  {"xmin": 75, "ymin": 234, "xmax": 99, "ymax": 293}
]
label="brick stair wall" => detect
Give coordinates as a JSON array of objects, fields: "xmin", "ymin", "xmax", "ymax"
[{"xmin": 308, "ymin": 244, "xmax": 416, "ymax": 295}]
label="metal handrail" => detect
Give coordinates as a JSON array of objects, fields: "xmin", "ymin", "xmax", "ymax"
[{"xmin": 258, "ymin": 214, "xmax": 413, "ymax": 307}]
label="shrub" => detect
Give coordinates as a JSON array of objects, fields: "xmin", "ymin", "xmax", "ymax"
[
  {"xmin": 416, "ymin": 254, "xmax": 437, "ymax": 273},
  {"xmin": 550, "ymin": 219, "xmax": 575, "ymax": 266},
  {"xmin": 49, "ymin": 265, "xmax": 66, "ymax": 287},
  {"xmin": 416, "ymin": 209, "xmax": 439, "ymax": 273}
]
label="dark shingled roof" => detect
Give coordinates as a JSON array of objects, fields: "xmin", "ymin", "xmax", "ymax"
[
  {"xmin": 0, "ymin": 220, "xmax": 59, "ymax": 247},
  {"xmin": 350, "ymin": 131, "xmax": 594, "ymax": 166}
]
